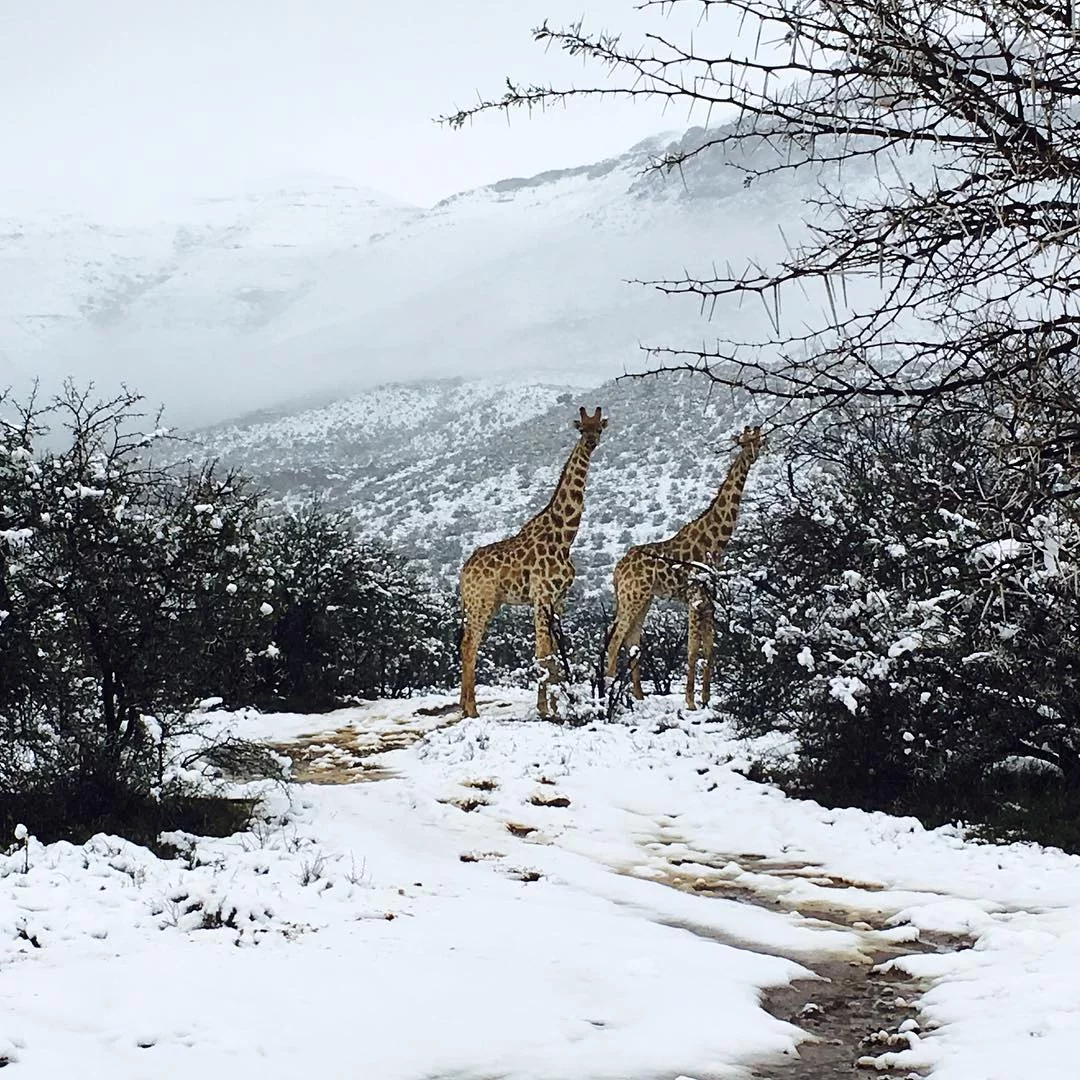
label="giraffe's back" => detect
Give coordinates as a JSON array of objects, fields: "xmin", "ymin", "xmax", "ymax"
[
  {"xmin": 614, "ymin": 541, "xmax": 708, "ymax": 603},
  {"xmin": 461, "ymin": 535, "xmax": 575, "ymax": 608}
]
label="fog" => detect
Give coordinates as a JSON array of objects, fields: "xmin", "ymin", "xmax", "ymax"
[{"xmin": 0, "ymin": 2, "xmax": 771, "ymax": 427}]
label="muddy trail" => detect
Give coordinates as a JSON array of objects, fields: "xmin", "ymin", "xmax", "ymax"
[
  {"xmin": 266, "ymin": 700, "xmax": 478, "ymax": 783},
  {"xmin": 758, "ymin": 952, "xmax": 928, "ymax": 1079},
  {"xmin": 644, "ymin": 854, "xmax": 956, "ymax": 1078}
]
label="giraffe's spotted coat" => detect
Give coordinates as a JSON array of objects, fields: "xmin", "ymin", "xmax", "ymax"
[
  {"xmin": 459, "ymin": 407, "xmax": 608, "ymax": 718},
  {"xmin": 606, "ymin": 425, "xmax": 764, "ymax": 709}
]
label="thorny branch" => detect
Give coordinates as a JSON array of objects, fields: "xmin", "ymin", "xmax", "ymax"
[{"xmin": 439, "ymin": 0, "xmax": 1080, "ymax": 441}]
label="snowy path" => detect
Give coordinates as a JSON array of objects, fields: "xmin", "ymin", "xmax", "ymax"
[{"xmin": 4, "ymin": 693, "xmax": 1080, "ymax": 1079}]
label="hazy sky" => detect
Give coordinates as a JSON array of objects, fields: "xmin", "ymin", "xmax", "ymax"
[{"xmin": 1, "ymin": 0, "xmax": 700, "ymax": 217}]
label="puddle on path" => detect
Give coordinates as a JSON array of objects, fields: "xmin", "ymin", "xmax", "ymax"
[
  {"xmin": 268, "ymin": 704, "xmax": 468, "ymax": 784},
  {"xmin": 623, "ymin": 844, "xmax": 959, "ymax": 1079}
]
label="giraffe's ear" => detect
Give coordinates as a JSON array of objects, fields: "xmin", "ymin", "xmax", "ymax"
[{"xmin": 601, "ymin": 418, "xmax": 609, "ymax": 429}]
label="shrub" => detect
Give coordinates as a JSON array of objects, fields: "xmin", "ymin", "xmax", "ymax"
[
  {"xmin": 253, "ymin": 503, "xmax": 457, "ymax": 709},
  {"xmin": 714, "ymin": 407, "xmax": 1080, "ymax": 848},
  {"xmin": 0, "ymin": 385, "xmax": 273, "ymax": 837}
]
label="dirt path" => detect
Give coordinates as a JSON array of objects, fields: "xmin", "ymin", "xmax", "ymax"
[
  {"xmin": 266, "ymin": 702, "xmax": 468, "ymax": 783},
  {"xmin": 635, "ymin": 852, "xmax": 955, "ymax": 1078}
]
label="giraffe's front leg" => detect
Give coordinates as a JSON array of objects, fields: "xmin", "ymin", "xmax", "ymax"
[
  {"xmin": 460, "ymin": 592, "xmax": 496, "ymax": 719},
  {"xmin": 533, "ymin": 599, "xmax": 559, "ymax": 718},
  {"xmin": 698, "ymin": 598, "xmax": 716, "ymax": 710}
]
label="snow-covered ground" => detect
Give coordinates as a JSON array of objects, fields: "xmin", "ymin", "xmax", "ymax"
[{"xmin": 4, "ymin": 692, "xmax": 1080, "ymax": 1079}]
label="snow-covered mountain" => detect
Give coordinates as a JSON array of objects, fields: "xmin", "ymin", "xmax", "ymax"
[
  {"xmin": 1, "ymin": 126, "xmax": 882, "ymax": 427},
  {"xmin": 189, "ymin": 372, "xmax": 769, "ymax": 593}
]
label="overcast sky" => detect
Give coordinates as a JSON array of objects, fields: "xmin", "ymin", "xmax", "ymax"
[{"xmin": 1, "ymin": 0, "xmax": 703, "ymax": 218}]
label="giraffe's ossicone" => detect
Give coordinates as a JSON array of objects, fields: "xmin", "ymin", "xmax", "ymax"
[
  {"xmin": 606, "ymin": 425, "xmax": 764, "ymax": 710},
  {"xmin": 459, "ymin": 406, "xmax": 608, "ymax": 718}
]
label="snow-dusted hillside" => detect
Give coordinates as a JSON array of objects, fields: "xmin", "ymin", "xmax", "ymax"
[
  {"xmin": 2, "ymin": 126, "xmax": 887, "ymax": 427},
  {"xmin": 0, "ymin": 179, "xmax": 416, "ymax": 421},
  {"xmin": 188, "ymin": 372, "xmax": 768, "ymax": 592}
]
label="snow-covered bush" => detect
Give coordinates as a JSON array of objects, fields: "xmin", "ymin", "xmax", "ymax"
[
  {"xmin": 252, "ymin": 503, "xmax": 457, "ymax": 709},
  {"xmin": 0, "ymin": 386, "xmax": 273, "ymax": 838},
  {"xmin": 715, "ymin": 407, "xmax": 1080, "ymax": 840}
]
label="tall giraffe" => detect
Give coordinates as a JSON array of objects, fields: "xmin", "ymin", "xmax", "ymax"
[
  {"xmin": 605, "ymin": 425, "xmax": 764, "ymax": 709},
  {"xmin": 459, "ymin": 406, "xmax": 608, "ymax": 718}
]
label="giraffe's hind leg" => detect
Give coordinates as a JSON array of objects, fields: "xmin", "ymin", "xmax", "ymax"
[
  {"xmin": 606, "ymin": 597, "xmax": 651, "ymax": 699},
  {"xmin": 624, "ymin": 607, "xmax": 649, "ymax": 700},
  {"xmin": 533, "ymin": 597, "xmax": 560, "ymax": 718},
  {"xmin": 685, "ymin": 600, "xmax": 701, "ymax": 710}
]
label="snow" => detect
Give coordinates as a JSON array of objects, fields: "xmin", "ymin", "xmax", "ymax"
[{"xmin": 4, "ymin": 691, "xmax": 1080, "ymax": 1078}]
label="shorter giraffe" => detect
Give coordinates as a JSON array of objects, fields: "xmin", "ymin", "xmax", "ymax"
[
  {"xmin": 459, "ymin": 407, "xmax": 608, "ymax": 718},
  {"xmin": 605, "ymin": 425, "xmax": 764, "ymax": 709}
]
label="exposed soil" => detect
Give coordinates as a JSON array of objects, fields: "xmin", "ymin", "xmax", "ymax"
[
  {"xmin": 755, "ymin": 954, "xmax": 928, "ymax": 1079},
  {"xmin": 441, "ymin": 796, "xmax": 489, "ymax": 813},
  {"xmin": 267, "ymin": 728, "xmax": 396, "ymax": 784},
  {"xmin": 268, "ymin": 706, "xmax": 465, "ymax": 784},
  {"xmin": 529, "ymin": 792, "xmax": 572, "ymax": 808},
  {"xmin": 635, "ymin": 850, "xmax": 956, "ymax": 1079},
  {"xmin": 461, "ymin": 778, "xmax": 500, "ymax": 792}
]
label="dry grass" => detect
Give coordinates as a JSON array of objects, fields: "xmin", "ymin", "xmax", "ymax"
[{"xmin": 529, "ymin": 792, "xmax": 571, "ymax": 808}]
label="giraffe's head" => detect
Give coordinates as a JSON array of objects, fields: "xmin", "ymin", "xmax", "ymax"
[
  {"xmin": 736, "ymin": 425, "xmax": 765, "ymax": 463},
  {"xmin": 573, "ymin": 406, "xmax": 608, "ymax": 452}
]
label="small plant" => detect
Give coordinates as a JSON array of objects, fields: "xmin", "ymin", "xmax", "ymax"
[
  {"xmin": 14, "ymin": 823, "xmax": 29, "ymax": 873},
  {"xmin": 344, "ymin": 855, "xmax": 369, "ymax": 887},
  {"xmin": 298, "ymin": 852, "xmax": 328, "ymax": 886}
]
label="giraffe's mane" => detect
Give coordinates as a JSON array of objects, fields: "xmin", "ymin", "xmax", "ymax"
[{"xmin": 525, "ymin": 434, "xmax": 585, "ymax": 525}]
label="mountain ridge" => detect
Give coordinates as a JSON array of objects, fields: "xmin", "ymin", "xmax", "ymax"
[{"xmin": 2, "ymin": 121, "xmax": 866, "ymax": 427}]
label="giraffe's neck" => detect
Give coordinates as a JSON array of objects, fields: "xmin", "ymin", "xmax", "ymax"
[
  {"xmin": 675, "ymin": 449, "xmax": 756, "ymax": 554},
  {"xmin": 525, "ymin": 438, "xmax": 595, "ymax": 548}
]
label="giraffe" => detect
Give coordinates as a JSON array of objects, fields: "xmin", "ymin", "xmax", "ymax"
[
  {"xmin": 605, "ymin": 425, "xmax": 764, "ymax": 710},
  {"xmin": 459, "ymin": 406, "xmax": 608, "ymax": 718}
]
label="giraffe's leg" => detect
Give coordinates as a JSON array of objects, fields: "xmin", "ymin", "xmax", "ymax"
[
  {"xmin": 606, "ymin": 597, "xmax": 651, "ymax": 699},
  {"xmin": 604, "ymin": 586, "xmax": 626, "ymax": 678},
  {"xmin": 460, "ymin": 595, "xmax": 496, "ymax": 719},
  {"xmin": 624, "ymin": 609, "xmax": 648, "ymax": 700},
  {"xmin": 685, "ymin": 601, "xmax": 701, "ymax": 710},
  {"xmin": 533, "ymin": 599, "xmax": 559, "ymax": 718},
  {"xmin": 604, "ymin": 616, "xmax": 623, "ymax": 680},
  {"xmin": 699, "ymin": 598, "xmax": 715, "ymax": 709}
]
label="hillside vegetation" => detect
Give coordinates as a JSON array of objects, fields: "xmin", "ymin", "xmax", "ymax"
[{"xmin": 190, "ymin": 373, "xmax": 762, "ymax": 594}]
